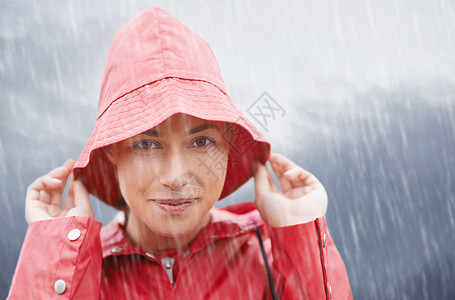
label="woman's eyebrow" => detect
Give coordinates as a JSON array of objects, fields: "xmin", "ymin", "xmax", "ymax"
[
  {"xmin": 186, "ymin": 124, "xmax": 220, "ymax": 135},
  {"xmin": 142, "ymin": 129, "xmax": 163, "ymax": 137},
  {"xmin": 141, "ymin": 124, "xmax": 220, "ymax": 137}
]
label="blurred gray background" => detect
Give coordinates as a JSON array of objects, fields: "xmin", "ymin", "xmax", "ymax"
[{"xmin": 1, "ymin": 0, "xmax": 454, "ymax": 298}]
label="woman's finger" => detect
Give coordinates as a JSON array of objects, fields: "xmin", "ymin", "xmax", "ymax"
[
  {"xmin": 72, "ymin": 178, "xmax": 94, "ymax": 218},
  {"xmin": 39, "ymin": 189, "xmax": 52, "ymax": 205},
  {"xmin": 253, "ymin": 162, "xmax": 271, "ymax": 193},
  {"xmin": 26, "ymin": 177, "xmax": 46, "ymax": 203},
  {"xmin": 29, "ymin": 159, "xmax": 75, "ymax": 197},
  {"xmin": 47, "ymin": 160, "xmax": 75, "ymax": 207},
  {"xmin": 268, "ymin": 152, "xmax": 297, "ymax": 173},
  {"xmin": 25, "ymin": 159, "xmax": 76, "ymax": 223},
  {"xmin": 40, "ymin": 176, "xmax": 65, "ymax": 194},
  {"xmin": 45, "ymin": 159, "xmax": 76, "ymax": 189},
  {"xmin": 254, "ymin": 161, "xmax": 279, "ymax": 196},
  {"xmin": 64, "ymin": 174, "xmax": 75, "ymax": 210},
  {"xmin": 268, "ymin": 161, "xmax": 292, "ymax": 193},
  {"xmin": 283, "ymin": 167, "xmax": 320, "ymax": 189},
  {"xmin": 270, "ymin": 152, "xmax": 320, "ymax": 187},
  {"xmin": 268, "ymin": 152, "xmax": 297, "ymax": 192},
  {"xmin": 265, "ymin": 163, "xmax": 280, "ymax": 193}
]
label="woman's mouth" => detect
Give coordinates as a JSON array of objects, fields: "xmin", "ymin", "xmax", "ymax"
[{"xmin": 152, "ymin": 199, "xmax": 198, "ymax": 215}]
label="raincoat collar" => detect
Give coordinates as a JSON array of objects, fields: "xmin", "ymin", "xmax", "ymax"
[{"xmin": 101, "ymin": 202, "xmax": 264, "ymax": 260}]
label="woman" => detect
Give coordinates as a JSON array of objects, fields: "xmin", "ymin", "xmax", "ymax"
[{"xmin": 9, "ymin": 6, "xmax": 352, "ymax": 299}]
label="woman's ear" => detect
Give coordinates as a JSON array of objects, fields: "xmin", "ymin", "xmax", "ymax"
[{"xmin": 103, "ymin": 146, "xmax": 117, "ymax": 165}]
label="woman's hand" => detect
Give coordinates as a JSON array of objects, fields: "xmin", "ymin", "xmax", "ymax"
[
  {"xmin": 253, "ymin": 152, "xmax": 328, "ymax": 227},
  {"xmin": 25, "ymin": 159, "xmax": 94, "ymax": 224}
]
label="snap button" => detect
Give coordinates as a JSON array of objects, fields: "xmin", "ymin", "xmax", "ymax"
[
  {"xmin": 145, "ymin": 252, "xmax": 155, "ymax": 259},
  {"xmin": 111, "ymin": 247, "xmax": 123, "ymax": 253},
  {"xmin": 329, "ymin": 284, "xmax": 332, "ymax": 298},
  {"xmin": 323, "ymin": 233, "xmax": 327, "ymax": 247},
  {"xmin": 54, "ymin": 279, "xmax": 66, "ymax": 294},
  {"xmin": 163, "ymin": 259, "xmax": 172, "ymax": 269},
  {"xmin": 67, "ymin": 229, "xmax": 81, "ymax": 241},
  {"xmin": 183, "ymin": 250, "xmax": 190, "ymax": 258}
]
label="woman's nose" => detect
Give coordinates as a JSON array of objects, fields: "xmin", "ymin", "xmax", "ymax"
[{"xmin": 159, "ymin": 151, "xmax": 190, "ymax": 190}]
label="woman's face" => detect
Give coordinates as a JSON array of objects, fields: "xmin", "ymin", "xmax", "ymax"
[{"xmin": 106, "ymin": 113, "xmax": 231, "ymax": 237}]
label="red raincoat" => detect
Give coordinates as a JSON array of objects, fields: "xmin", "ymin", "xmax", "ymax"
[{"xmin": 9, "ymin": 202, "xmax": 352, "ymax": 299}]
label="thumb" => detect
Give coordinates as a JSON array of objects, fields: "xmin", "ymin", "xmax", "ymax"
[
  {"xmin": 253, "ymin": 162, "xmax": 268, "ymax": 193},
  {"xmin": 72, "ymin": 178, "xmax": 94, "ymax": 218},
  {"xmin": 64, "ymin": 174, "xmax": 75, "ymax": 210},
  {"xmin": 253, "ymin": 161, "xmax": 278, "ymax": 195}
]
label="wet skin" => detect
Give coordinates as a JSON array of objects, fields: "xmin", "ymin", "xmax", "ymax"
[{"xmin": 104, "ymin": 113, "xmax": 231, "ymax": 254}]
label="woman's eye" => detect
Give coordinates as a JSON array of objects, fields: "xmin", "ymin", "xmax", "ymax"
[
  {"xmin": 191, "ymin": 137, "xmax": 215, "ymax": 148},
  {"xmin": 132, "ymin": 140, "xmax": 159, "ymax": 150}
]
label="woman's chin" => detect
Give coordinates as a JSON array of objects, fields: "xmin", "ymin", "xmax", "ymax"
[
  {"xmin": 149, "ymin": 211, "xmax": 210, "ymax": 239},
  {"xmin": 150, "ymin": 223, "xmax": 197, "ymax": 239}
]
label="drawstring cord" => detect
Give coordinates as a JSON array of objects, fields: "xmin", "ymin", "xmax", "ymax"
[{"xmin": 255, "ymin": 228, "xmax": 278, "ymax": 300}]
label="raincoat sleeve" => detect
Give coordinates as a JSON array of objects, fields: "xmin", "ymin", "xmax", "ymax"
[
  {"xmin": 270, "ymin": 216, "xmax": 353, "ymax": 299},
  {"xmin": 8, "ymin": 216, "xmax": 102, "ymax": 300}
]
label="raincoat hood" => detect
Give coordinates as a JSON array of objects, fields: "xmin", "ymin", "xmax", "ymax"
[{"xmin": 74, "ymin": 6, "xmax": 270, "ymax": 208}]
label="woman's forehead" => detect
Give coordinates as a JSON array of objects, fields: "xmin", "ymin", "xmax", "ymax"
[{"xmin": 140, "ymin": 114, "xmax": 223, "ymax": 136}]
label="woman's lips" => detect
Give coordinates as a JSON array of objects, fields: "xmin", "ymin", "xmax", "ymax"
[{"xmin": 152, "ymin": 199, "xmax": 198, "ymax": 215}]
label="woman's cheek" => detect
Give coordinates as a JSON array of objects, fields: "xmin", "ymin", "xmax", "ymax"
[
  {"xmin": 117, "ymin": 157, "xmax": 149, "ymax": 198},
  {"xmin": 195, "ymin": 147, "xmax": 229, "ymax": 183}
]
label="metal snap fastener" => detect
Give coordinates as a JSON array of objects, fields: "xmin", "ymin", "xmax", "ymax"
[
  {"xmin": 323, "ymin": 233, "xmax": 327, "ymax": 247},
  {"xmin": 67, "ymin": 229, "xmax": 81, "ymax": 241},
  {"xmin": 145, "ymin": 252, "xmax": 155, "ymax": 259},
  {"xmin": 111, "ymin": 247, "xmax": 123, "ymax": 253},
  {"xmin": 183, "ymin": 250, "xmax": 190, "ymax": 258},
  {"xmin": 54, "ymin": 279, "xmax": 66, "ymax": 294}
]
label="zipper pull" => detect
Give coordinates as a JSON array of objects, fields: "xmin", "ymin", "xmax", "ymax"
[{"xmin": 161, "ymin": 257, "xmax": 175, "ymax": 287}]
